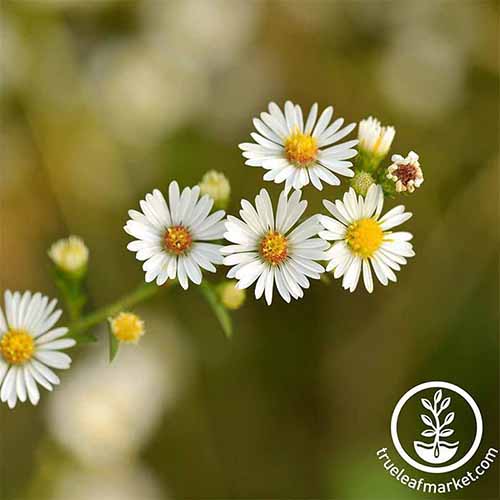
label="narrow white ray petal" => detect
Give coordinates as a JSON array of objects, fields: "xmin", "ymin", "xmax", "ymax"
[
  {"xmin": 16, "ymin": 367, "xmax": 27, "ymax": 402},
  {"xmin": 362, "ymin": 259, "xmax": 374, "ymax": 293},
  {"xmin": 35, "ymin": 351, "xmax": 71, "ymax": 370},
  {"xmin": 264, "ymin": 267, "xmax": 275, "ymax": 305},
  {"xmin": 24, "ymin": 366, "xmax": 39, "ymax": 405},
  {"xmin": 31, "ymin": 359, "xmax": 60, "ymax": 385}
]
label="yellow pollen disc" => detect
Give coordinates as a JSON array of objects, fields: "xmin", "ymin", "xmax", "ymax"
[
  {"xmin": 284, "ymin": 128, "xmax": 318, "ymax": 167},
  {"xmin": 0, "ymin": 329, "xmax": 35, "ymax": 365},
  {"xmin": 164, "ymin": 225, "xmax": 192, "ymax": 255},
  {"xmin": 346, "ymin": 218, "xmax": 383, "ymax": 258},
  {"xmin": 111, "ymin": 312, "xmax": 145, "ymax": 344},
  {"xmin": 260, "ymin": 231, "xmax": 288, "ymax": 265}
]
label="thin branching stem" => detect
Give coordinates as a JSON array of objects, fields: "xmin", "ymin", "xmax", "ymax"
[{"xmin": 69, "ymin": 282, "xmax": 168, "ymax": 336}]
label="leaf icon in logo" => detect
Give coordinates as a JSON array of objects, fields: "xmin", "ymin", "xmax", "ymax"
[
  {"xmin": 443, "ymin": 412, "xmax": 455, "ymax": 426},
  {"xmin": 421, "ymin": 429, "xmax": 436, "ymax": 437},
  {"xmin": 421, "ymin": 414, "xmax": 434, "ymax": 428},
  {"xmin": 434, "ymin": 389, "xmax": 443, "ymax": 404},
  {"xmin": 440, "ymin": 429, "xmax": 455, "ymax": 437},
  {"xmin": 440, "ymin": 397, "xmax": 451, "ymax": 413},
  {"xmin": 421, "ymin": 398, "xmax": 433, "ymax": 412}
]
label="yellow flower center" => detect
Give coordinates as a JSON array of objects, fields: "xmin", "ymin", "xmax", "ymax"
[
  {"xmin": 284, "ymin": 128, "xmax": 318, "ymax": 167},
  {"xmin": 0, "ymin": 329, "xmax": 35, "ymax": 365},
  {"xmin": 260, "ymin": 231, "xmax": 288, "ymax": 265},
  {"xmin": 111, "ymin": 312, "xmax": 145, "ymax": 344},
  {"xmin": 346, "ymin": 218, "xmax": 383, "ymax": 258},
  {"xmin": 164, "ymin": 225, "xmax": 192, "ymax": 255}
]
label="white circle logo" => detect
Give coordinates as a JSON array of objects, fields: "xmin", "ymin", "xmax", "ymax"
[{"xmin": 391, "ymin": 381, "xmax": 483, "ymax": 474}]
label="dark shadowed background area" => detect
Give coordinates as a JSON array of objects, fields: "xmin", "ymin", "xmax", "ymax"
[{"xmin": 0, "ymin": 0, "xmax": 498, "ymax": 499}]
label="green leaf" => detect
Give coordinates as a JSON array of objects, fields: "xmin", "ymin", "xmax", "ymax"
[
  {"xmin": 107, "ymin": 321, "xmax": 120, "ymax": 362},
  {"xmin": 199, "ymin": 281, "xmax": 233, "ymax": 338}
]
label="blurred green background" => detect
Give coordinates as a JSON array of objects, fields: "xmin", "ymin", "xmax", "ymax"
[{"xmin": 0, "ymin": 0, "xmax": 498, "ymax": 499}]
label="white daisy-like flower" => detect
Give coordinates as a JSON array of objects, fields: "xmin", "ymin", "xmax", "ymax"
[
  {"xmin": 319, "ymin": 185, "xmax": 415, "ymax": 293},
  {"xmin": 387, "ymin": 151, "xmax": 424, "ymax": 193},
  {"xmin": 124, "ymin": 181, "xmax": 225, "ymax": 289},
  {"xmin": 239, "ymin": 101, "xmax": 358, "ymax": 191},
  {"xmin": 0, "ymin": 290, "xmax": 75, "ymax": 409},
  {"xmin": 222, "ymin": 188, "xmax": 328, "ymax": 305},
  {"xmin": 358, "ymin": 116, "xmax": 395, "ymax": 157}
]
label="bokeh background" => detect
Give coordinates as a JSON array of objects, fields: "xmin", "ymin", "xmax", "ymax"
[{"xmin": 0, "ymin": 0, "xmax": 498, "ymax": 498}]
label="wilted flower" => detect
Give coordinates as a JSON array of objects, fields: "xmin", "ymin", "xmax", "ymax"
[
  {"xmin": 110, "ymin": 312, "xmax": 145, "ymax": 344},
  {"xmin": 217, "ymin": 281, "xmax": 246, "ymax": 310},
  {"xmin": 48, "ymin": 236, "xmax": 89, "ymax": 274},
  {"xmin": 387, "ymin": 151, "xmax": 424, "ymax": 193},
  {"xmin": 199, "ymin": 170, "xmax": 231, "ymax": 209}
]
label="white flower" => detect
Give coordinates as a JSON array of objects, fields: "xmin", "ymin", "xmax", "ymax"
[
  {"xmin": 47, "ymin": 321, "xmax": 191, "ymax": 467},
  {"xmin": 387, "ymin": 151, "xmax": 424, "ymax": 193},
  {"xmin": 0, "ymin": 290, "xmax": 75, "ymax": 409},
  {"xmin": 124, "ymin": 181, "xmax": 226, "ymax": 289},
  {"xmin": 358, "ymin": 116, "xmax": 395, "ymax": 157},
  {"xmin": 239, "ymin": 101, "xmax": 358, "ymax": 191},
  {"xmin": 319, "ymin": 185, "xmax": 415, "ymax": 293},
  {"xmin": 222, "ymin": 189, "xmax": 328, "ymax": 305},
  {"xmin": 48, "ymin": 235, "xmax": 89, "ymax": 273},
  {"xmin": 198, "ymin": 170, "xmax": 231, "ymax": 209}
]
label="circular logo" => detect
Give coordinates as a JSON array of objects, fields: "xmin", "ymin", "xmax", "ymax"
[{"xmin": 391, "ymin": 381, "xmax": 483, "ymax": 474}]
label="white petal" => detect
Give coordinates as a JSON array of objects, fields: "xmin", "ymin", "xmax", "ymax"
[
  {"xmin": 177, "ymin": 258, "xmax": 189, "ymax": 289},
  {"xmin": 24, "ymin": 366, "xmax": 39, "ymax": 405},
  {"xmin": 35, "ymin": 351, "xmax": 71, "ymax": 370},
  {"xmin": 37, "ymin": 338, "xmax": 76, "ymax": 350},
  {"xmin": 16, "ymin": 367, "xmax": 27, "ymax": 403},
  {"xmin": 184, "ymin": 256, "xmax": 203, "ymax": 285},
  {"xmin": 264, "ymin": 267, "xmax": 275, "ymax": 305},
  {"xmin": 362, "ymin": 259, "xmax": 373, "ymax": 293},
  {"xmin": 343, "ymin": 257, "xmax": 362, "ymax": 292}
]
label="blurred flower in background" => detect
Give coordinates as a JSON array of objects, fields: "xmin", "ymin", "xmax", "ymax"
[
  {"xmin": 49, "ymin": 463, "xmax": 164, "ymax": 500},
  {"xmin": 86, "ymin": 41, "xmax": 208, "ymax": 148},
  {"xmin": 141, "ymin": 0, "xmax": 261, "ymax": 72},
  {"xmin": 46, "ymin": 316, "xmax": 192, "ymax": 467}
]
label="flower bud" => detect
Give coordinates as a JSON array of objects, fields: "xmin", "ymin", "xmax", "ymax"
[
  {"xmin": 199, "ymin": 170, "xmax": 230, "ymax": 209},
  {"xmin": 48, "ymin": 236, "xmax": 89, "ymax": 276},
  {"xmin": 109, "ymin": 312, "xmax": 145, "ymax": 344},
  {"xmin": 350, "ymin": 171, "xmax": 375, "ymax": 196},
  {"xmin": 387, "ymin": 151, "xmax": 424, "ymax": 193},
  {"xmin": 217, "ymin": 281, "xmax": 246, "ymax": 310},
  {"xmin": 358, "ymin": 116, "xmax": 395, "ymax": 158}
]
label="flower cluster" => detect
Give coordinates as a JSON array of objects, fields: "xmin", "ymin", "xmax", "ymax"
[
  {"xmin": 2, "ymin": 99, "xmax": 424, "ymax": 409},
  {"xmin": 354, "ymin": 116, "xmax": 424, "ymax": 196}
]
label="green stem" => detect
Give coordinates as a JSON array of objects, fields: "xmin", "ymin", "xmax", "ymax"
[{"xmin": 69, "ymin": 282, "xmax": 165, "ymax": 336}]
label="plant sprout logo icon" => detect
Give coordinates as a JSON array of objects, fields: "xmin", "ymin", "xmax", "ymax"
[
  {"xmin": 391, "ymin": 381, "xmax": 483, "ymax": 474},
  {"xmin": 414, "ymin": 389, "xmax": 459, "ymax": 464}
]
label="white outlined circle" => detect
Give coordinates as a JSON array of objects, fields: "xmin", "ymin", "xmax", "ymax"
[{"xmin": 391, "ymin": 381, "xmax": 483, "ymax": 474}]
